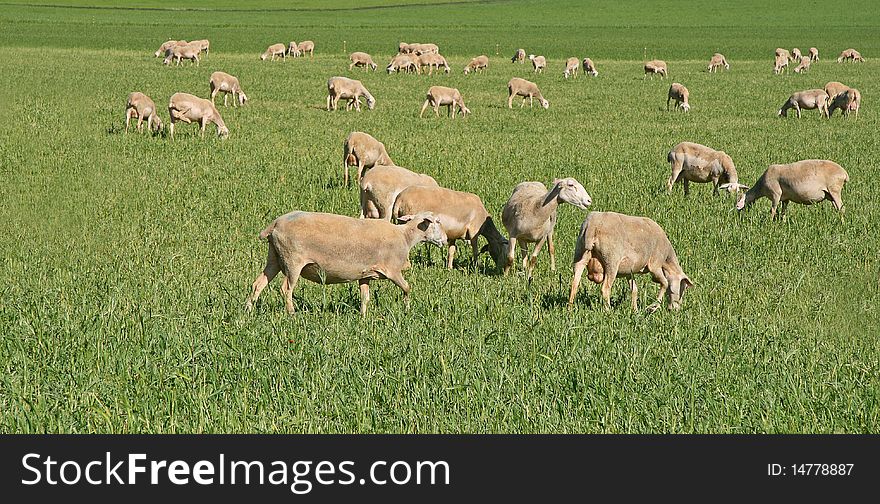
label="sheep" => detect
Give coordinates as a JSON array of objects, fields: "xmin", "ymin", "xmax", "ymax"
[
  {"xmin": 725, "ymin": 160, "xmax": 848, "ymax": 220},
  {"xmin": 260, "ymin": 43, "xmax": 287, "ymax": 61},
  {"xmin": 778, "ymin": 89, "xmax": 829, "ymax": 118},
  {"xmin": 568, "ymin": 211, "xmax": 693, "ymax": 312},
  {"xmin": 163, "ymin": 43, "xmax": 200, "ymax": 66},
  {"xmin": 707, "ymin": 53, "xmax": 729, "ymax": 72},
  {"xmin": 501, "ymin": 178, "xmax": 592, "ymax": 278},
  {"xmin": 167, "ymin": 92, "xmax": 229, "ymax": 139},
  {"xmin": 507, "ymin": 77, "xmax": 549, "ymax": 109},
  {"xmin": 386, "ymin": 53, "xmax": 421, "ymax": 74},
  {"xmin": 209, "ymin": 71, "xmax": 248, "ymax": 107},
  {"xmin": 793, "ymin": 56, "xmax": 811, "ymax": 73},
  {"xmin": 511, "ymin": 48, "xmax": 526, "ymax": 63},
  {"xmin": 418, "ymin": 53, "xmax": 450, "ymax": 75},
  {"xmin": 245, "ymin": 211, "xmax": 447, "ymax": 317},
  {"xmin": 828, "ymin": 88, "xmax": 861, "ymax": 118},
  {"xmin": 125, "ymin": 92, "xmax": 163, "ymax": 133},
  {"xmin": 287, "ymin": 41, "xmax": 301, "ymax": 57},
  {"xmin": 298, "ymin": 40, "xmax": 315, "ymax": 59},
  {"xmin": 837, "ymin": 48, "xmax": 864, "ymax": 63},
  {"xmin": 791, "ymin": 47, "xmax": 802, "ymax": 61},
  {"xmin": 342, "ymin": 131, "xmax": 394, "ymax": 187},
  {"xmin": 824, "ymin": 81, "xmax": 850, "ymax": 103},
  {"xmin": 191, "ymin": 39, "xmax": 210, "ymax": 55},
  {"xmin": 529, "ymin": 54, "xmax": 547, "ymax": 73},
  {"xmin": 644, "ymin": 59, "xmax": 667, "ymax": 79},
  {"xmin": 809, "ymin": 47, "xmax": 819, "ymax": 61},
  {"xmin": 582, "ymin": 57, "xmax": 599, "ymax": 77},
  {"xmin": 775, "ymin": 48, "xmax": 791, "ymax": 60},
  {"xmin": 666, "ymin": 142, "xmax": 745, "ymax": 195},
  {"xmin": 392, "ymin": 186, "xmax": 509, "ymax": 271},
  {"xmin": 411, "ymin": 43, "xmax": 439, "ymax": 55},
  {"xmin": 419, "ymin": 86, "xmax": 470, "ymax": 118},
  {"xmin": 154, "ymin": 39, "xmax": 187, "ymax": 57},
  {"xmin": 349, "ymin": 51, "xmax": 377, "ymax": 71},
  {"xmin": 773, "ymin": 54, "xmax": 789, "ymax": 74},
  {"xmin": 463, "ymin": 55, "xmax": 489, "ymax": 75},
  {"xmin": 360, "ymin": 165, "xmax": 439, "ymax": 220},
  {"xmin": 326, "ymin": 76, "xmax": 375, "ymax": 112},
  {"xmin": 563, "ymin": 57, "xmax": 580, "ymax": 79},
  {"xmin": 667, "ymin": 83, "xmax": 690, "ymax": 112}
]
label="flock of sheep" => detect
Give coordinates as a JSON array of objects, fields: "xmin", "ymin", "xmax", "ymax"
[{"xmin": 124, "ymin": 38, "xmax": 863, "ymax": 316}]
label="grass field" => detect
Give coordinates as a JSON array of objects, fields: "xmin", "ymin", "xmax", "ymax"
[{"xmin": 1, "ymin": 0, "xmax": 879, "ymax": 433}]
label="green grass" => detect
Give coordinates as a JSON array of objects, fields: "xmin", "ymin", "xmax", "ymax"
[{"xmin": 1, "ymin": 0, "xmax": 878, "ymax": 433}]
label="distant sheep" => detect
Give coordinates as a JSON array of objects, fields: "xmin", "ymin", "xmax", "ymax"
[
  {"xmin": 778, "ymin": 89, "xmax": 829, "ymax": 118},
  {"xmin": 563, "ymin": 57, "xmax": 580, "ymax": 79},
  {"xmin": 529, "ymin": 54, "xmax": 547, "ymax": 73},
  {"xmin": 808, "ymin": 47, "xmax": 819, "ymax": 61},
  {"xmin": 644, "ymin": 59, "xmax": 667, "ymax": 78},
  {"xmin": 163, "ymin": 43, "xmax": 200, "ymax": 66},
  {"xmin": 209, "ymin": 71, "xmax": 248, "ymax": 107},
  {"xmin": 828, "ymin": 88, "xmax": 861, "ymax": 118},
  {"xmin": 793, "ymin": 56, "xmax": 811, "ymax": 73},
  {"xmin": 463, "ymin": 55, "xmax": 489, "ymax": 75},
  {"xmin": 837, "ymin": 48, "xmax": 864, "ymax": 63},
  {"xmin": 327, "ymin": 76, "xmax": 375, "ymax": 112},
  {"xmin": 667, "ymin": 83, "xmax": 690, "ymax": 111},
  {"xmin": 168, "ymin": 92, "xmax": 228, "ymax": 138},
  {"xmin": 298, "ymin": 40, "xmax": 315, "ymax": 59},
  {"xmin": 507, "ymin": 77, "xmax": 548, "ymax": 109},
  {"xmin": 343, "ymin": 131, "xmax": 394, "ymax": 187},
  {"xmin": 582, "ymin": 57, "xmax": 598, "ymax": 77},
  {"xmin": 261, "ymin": 43, "xmax": 287, "ymax": 61},
  {"xmin": 511, "ymin": 48, "xmax": 526, "ymax": 63},
  {"xmin": 349, "ymin": 51, "xmax": 377, "ymax": 71},
  {"xmin": 360, "ymin": 165, "xmax": 438, "ymax": 220},
  {"xmin": 666, "ymin": 142, "xmax": 744, "ymax": 195},
  {"xmin": 125, "ymin": 92, "xmax": 163, "ymax": 132},
  {"xmin": 420, "ymin": 86, "xmax": 470, "ymax": 118},
  {"xmin": 707, "ymin": 53, "xmax": 729, "ymax": 72}
]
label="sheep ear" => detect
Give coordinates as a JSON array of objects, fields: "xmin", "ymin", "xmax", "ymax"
[
  {"xmin": 396, "ymin": 214, "xmax": 414, "ymax": 223},
  {"xmin": 718, "ymin": 183, "xmax": 732, "ymax": 190}
]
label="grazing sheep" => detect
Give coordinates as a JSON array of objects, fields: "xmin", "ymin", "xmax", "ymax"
[
  {"xmin": 125, "ymin": 92, "xmax": 163, "ymax": 132},
  {"xmin": 666, "ymin": 142, "xmax": 745, "ymax": 195},
  {"xmin": 209, "ymin": 71, "xmax": 248, "ymax": 107},
  {"xmin": 778, "ymin": 89, "xmax": 829, "ymax": 118},
  {"xmin": 349, "ymin": 51, "xmax": 377, "ymax": 71},
  {"xmin": 261, "ymin": 43, "xmax": 287, "ymax": 61},
  {"xmin": 245, "ymin": 211, "xmax": 447, "ymax": 317},
  {"xmin": 794, "ymin": 56, "xmax": 811, "ymax": 73},
  {"xmin": 837, "ymin": 48, "xmax": 864, "ymax": 63},
  {"xmin": 154, "ymin": 40, "xmax": 187, "ymax": 57},
  {"xmin": 412, "ymin": 43, "xmax": 439, "ymax": 55},
  {"xmin": 707, "ymin": 53, "xmax": 729, "ymax": 72},
  {"xmin": 726, "ymin": 160, "xmax": 848, "ymax": 219},
  {"xmin": 824, "ymin": 81, "xmax": 851, "ymax": 103},
  {"xmin": 326, "ymin": 76, "xmax": 375, "ymax": 112},
  {"xmin": 343, "ymin": 131, "xmax": 394, "ymax": 187},
  {"xmin": 773, "ymin": 54, "xmax": 789, "ymax": 74},
  {"xmin": 298, "ymin": 40, "xmax": 315, "ymax": 59},
  {"xmin": 582, "ymin": 57, "xmax": 599, "ymax": 77},
  {"xmin": 529, "ymin": 54, "xmax": 547, "ymax": 73},
  {"xmin": 667, "ymin": 83, "xmax": 690, "ymax": 111},
  {"xmin": 392, "ymin": 186, "xmax": 509, "ymax": 271},
  {"xmin": 644, "ymin": 59, "xmax": 668, "ymax": 78},
  {"xmin": 828, "ymin": 88, "xmax": 861, "ymax": 118},
  {"xmin": 287, "ymin": 41, "xmax": 301, "ymax": 57},
  {"xmin": 511, "ymin": 48, "xmax": 526, "ymax": 63},
  {"xmin": 360, "ymin": 165, "xmax": 439, "ymax": 220},
  {"xmin": 507, "ymin": 77, "xmax": 549, "ymax": 109},
  {"xmin": 386, "ymin": 53, "xmax": 421, "ymax": 74},
  {"xmin": 809, "ymin": 47, "xmax": 819, "ymax": 61},
  {"xmin": 791, "ymin": 47, "xmax": 802, "ymax": 61},
  {"xmin": 463, "ymin": 55, "xmax": 489, "ymax": 75},
  {"xmin": 775, "ymin": 48, "xmax": 791, "ymax": 60},
  {"xmin": 563, "ymin": 57, "xmax": 580, "ymax": 79},
  {"xmin": 420, "ymin": 86, "xmax": 470, "ymax": 118},
  {"xmin": 501, "ymin": 178, "xmax": 592, "ymax": 278},
  {"xmin": 168, "ymin": 92, "xmax": 228, "ymax": 139},
  {"xmin": 191, "ymin": 39, "xmax": 210, "ymax": 55},
  {"xmin": 163, "ymin": 43, "xmax": 200, "ymax": 66},
  {"xmin": 418, "ymin": 53, "xmax": 450, "ymax": 74},
  {"xmin": 568, "ymin": 211, "xmax": 693, "ymax": 312}
]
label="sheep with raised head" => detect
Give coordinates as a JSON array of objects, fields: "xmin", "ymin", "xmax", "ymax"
[
  {"xmin": 725, "ymin": 160, "xmax": 848, "ymax": 220},
  {"xmin": 326, "ymin": 76, "xmax": 375, "ymax": 112},
  {"xmin": 342, "ymin": 131, "xmax": 394, "ymax": 187},
  {"xmin": 209, "ymin": 71, "xmax": 248, "ymax": 107},
  {"xmin": 778, "ymin": 89, "xmax": 829, "ymax": 118},
  {"xmin": 245, "ymin": 211, "xmax": 447, "ymax": 317},
  {"xmin": 420, "ymin": 86, "xmax": 470, "ymax": 118},
  {"xmin": 501, "ymin": 178, "xmax": 592, "ymax": 278},
  {"xmin": 507, "ymin": 77, "xmax": 548, "ymax": 109},
  {"xmin": 392, "ymin": 186, "xmax": 509, "ymax": 271},
  {"xmin": 167, "ymin": 92, "xmax": 228, "ymax": 138},
  {"xmin": 360, "ymin": 165, "xmax": 438, "ymax": 220},
  {"xmin": 568, "ymin": 212, "xmax": 693, "ymax": 312},
  {"xmin": 666, "ymin": 142, "xmax": 744, "ymax": 195},
  {"xmin": 125, "ymin": 92, "xmax": 163, "ymax": 132}
]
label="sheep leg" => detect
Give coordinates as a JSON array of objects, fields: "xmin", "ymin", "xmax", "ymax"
[
  {"xmin": 280, "ymin": 265, "xmax": 303, "ymax": 315},
  {"xmin": 629, "ymin": 276, "xmax": 638, "ymax": 311},
  {"xmin": 125, "ymin": 108, "xmax": 132, "ymax": 131},
  {"xmin": 169, "ymin": 121, "xmax": 174, "ymax": 139},
  {"xmin": 667, "ymin": 161, "xmax": 683, "ymax": 192},
  {"xmin": 769, "ymin": 195, "xmax": 781, "ymax": 220},
  {"xmin": 529, "ymin": 95, "xmax": 534, "ymax": 108},
  {"xmin": 527, "ymin": 236, "xmax": 547, "ymax": 279},
  {"xmin": 568, "ymin": 259, "xmax": 587, "ymax": 308},
  {"xmin": 358, "ymin": 280, "xmax": 370, "ymax": 317},
  {"xmin": 795, "ymin": 103, "xmax": 801, "ymax": 118},
  {"xmin": 246, "ymin": 245, "xmax": 282, "ymax": 311},
  {"xmin": 385, "ymin": 270, "xmax": 411, "ymax": 308},
  {"xmin": 503, "ymin": 236, "xmax": 517, "ymax": 274},
  {"xmin": 647, "ymin": 267, "xmax": 668, "ymax": 313},
  {"xmin": 507, "ymin": 94, "xmax": 514, "ymax": 109},
  {"xmin": 548, "ymin": 232, "xmax": 556, "ymax": 272},
  {"xmin": 419, "ymin": 99, "xmax": 430, "ymax": 118},
  {"xmin": 136, "ymin": 115, "xmax": 144, "ymax": 131},
  {"xmin": 434, "ymin": 102, "xmax": 440, "ymax": 117},
  {"xmin": 224, "ymin": 94, "xmax": 229, "ymax": 107},
  {"xmin": 447, "ymin": 242, "xmax": 457, "ymax": 269},
  {"xmin": 356, "ymin": 160, "xmax": 365, "ymax": 186},
  {"xmin": 683, "ymin": 179, "xmax": 690, "ymax": 196},
  {"xmin": 600, "ymin": 267, "xmax": 618, "ymax": 311},
  {"xmin": 666, "ymin": 96, "xmax": 671, "ymax": 111},
  {"xmin": 199, "ymin": 117, "xmax": 207, "ymax": 136},
  {"xmin": 326, "ymin": 94, "xmax": 332, "ymax": 111},
  {"xmin": 519, "ymin": 241, "xmax": 529, "ymax": 270}
]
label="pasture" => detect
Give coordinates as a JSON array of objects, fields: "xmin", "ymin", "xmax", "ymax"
[{"xmin": 1, "ymin": 0, "xmax": 878, "ymax": 433}]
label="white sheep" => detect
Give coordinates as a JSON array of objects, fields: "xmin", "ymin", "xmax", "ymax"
[
  {"xmin": 507, "ymin": 77, "xmax": 548, "ymax": 109},
  {"xmin": 209, "ymin": 71, "xmax": 248, "ymax": 107},
  {"xmin": 245, "ymin": 211, "xmax": 447, "ymax": 316},
  {"xmin": 644, "ymin": 59, "xmax": 667, "ymax": 78},
  {"xmin": 326, "ymin": 76, "xmax": 375, "ymax": 112},
  {"xmin": 419, "ymin": 86, "xmax": 470, "ymax": 118},
  {"xmin": 563, "ymin": 57, "xmax": 580, "ymax": 79},
  {"xmin": 191, "ymin": 39, "xmax": 210, "ymax": 55},
  {"xmin": 360, "ymin": 165, "xmax": 439, "ymax": 220},
  {"xmin": 828, "ymin": 88, "xmax": 861, "ymax": 118},
  {"xmin": 298, "ymin": 40, "xmax": 315, "ymax": 59},
  {"xmin": 261, "ymin": 43, "xmax": 287, "ymax": 61},
  {"xmin": 168, "ymin": 92, "xmax": 229, "ymax": 138},
  {"xmin": 793, "ymin": 56, "xmax": 811, "ymax": 73},
  {"xmin": 154, "ymin": 40, "xmax": 187, "ymax": 57},
  {"xmin": 343, "ymin": 131, "xmax": 394, "ymax": 187},
  {"xmin": 707, "ymin": 53, "xmax": 729, "ymax": 72},
  {"xmin": 463, "ymin": 55, "xmax": 489, "ymax": 75},
  {"xmin": 418, "ymin": 53, "xmax": 450, "ymax": 74},
  {"xmin": 667, "ymin": 83, "xmax": 690, "ymax": 111},
  {"xmin": 666, "ymin": 142, "xmax": 745, "ymax": 195},
  {"xmin": 511, "ymin": 48, "xmax": 526, "ymax": 63},
  {"xmin": 287, "ymin": 41, "xmax": 301, "ymax": 57},
  {"xmin": 582, "ymin": 57, "xmax": 599, "ymax": 77},
  {"xmin": 773, "ymin": 54, "xmax": 789, "ymax": 74},
  {"xmin": 529, "ymin": 54, "xmax": 547, "ymax": 73},
  {"xmin": 163, "ymin": 43, "xmax": 200, "ymax": 66},
  {"xmin": 501, "ymin": 178, "xmax": 592, "ymax": 278},
  {"xmin": 778, "ymin": 89, "xmax": 829, "ymax": 118},
  {"xmin": 125, "ymin": 92, "xmax": 163, "ymax": 132},
  {"xmin": 349, "ymin": 51, "xmax": 377, "ymax": 71},
  {"xmin": 809, "ymin": 47, "xmax": 819, "ymax": 61}
]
